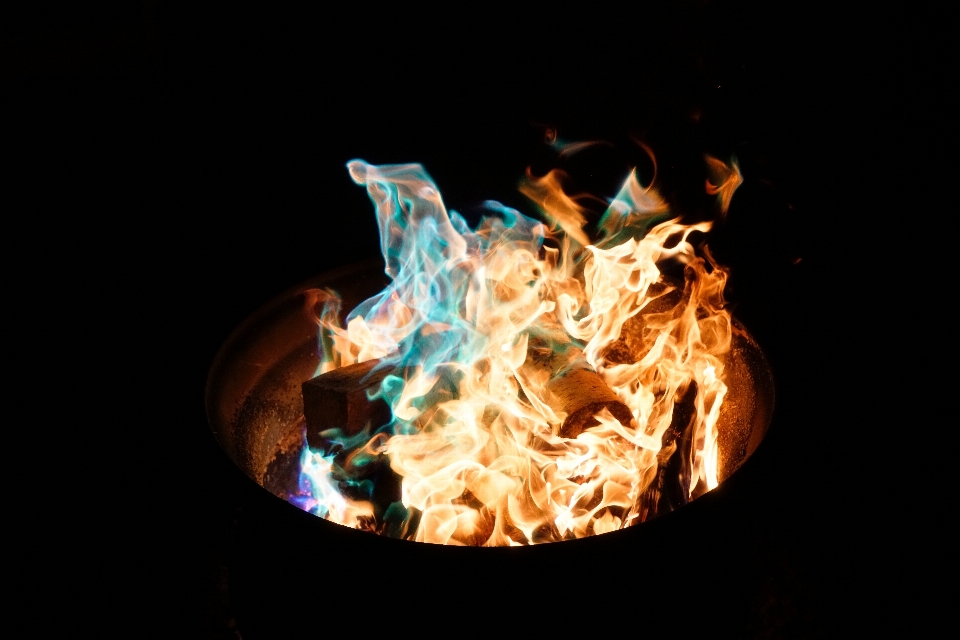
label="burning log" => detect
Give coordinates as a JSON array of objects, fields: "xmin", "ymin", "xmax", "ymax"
[
  {"xmin": 598, "ymin": 285, "xmax": 707, "ymax": 519},
  {"xmin": 301, "ymin": 358, "xmax": 392, "ymax": 450},
  {"xmin": 524, "ymin": 338, "xmax": 634, "ymax": 439},
  {"xmin": 300, "ymin": 358, "xmax": 404, "ymax": 532},
  {"xmin": 549, "ymin": 367, "xmax": 634, "ymax": 439},
  {"xmin": 601, "ymin": 286, "xmax": 683, "ymax": 366},
  {"xmin": 639, "ymin": 380, "xmax": 699, "ymax": 520}
]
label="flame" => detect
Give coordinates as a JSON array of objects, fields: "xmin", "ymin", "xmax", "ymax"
[
  {"xmin": 705, "ymin": 155, "xmax": 742, "ymax": 217},
  {"xmin": 517, "ymin": 168, "xmax": 591, "ymax": 246},
  {"xmin": 293, "ymin": 448, "xmax": 376, "ymax": 529},
  {"xmin": 296, "ymin": 151, "xmax": 741, "ymax": 544}
]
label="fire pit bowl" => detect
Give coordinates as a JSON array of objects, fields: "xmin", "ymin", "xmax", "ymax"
[
  {"xmin": 205, "ymin": 258, "xmax": 775, "ymax": 637},
  {"xmin": 207, "ymin": 257, "xmax": 773, "ymax": 521}
]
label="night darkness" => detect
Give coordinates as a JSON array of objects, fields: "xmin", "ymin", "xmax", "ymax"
[{"xmin": 5, "ymin": 3, "xmax": 889, "ymax": 637}]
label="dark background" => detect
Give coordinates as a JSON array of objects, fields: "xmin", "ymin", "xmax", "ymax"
[{"xmin": 5, "ymin": 2, "xmax": 889, "ymax": 637}]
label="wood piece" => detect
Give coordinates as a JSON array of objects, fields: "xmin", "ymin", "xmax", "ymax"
[
  {"xmin": 305, "ymin": 337, "xmax": 633, "ymax": 446},
  {"xmin": 526, "ymin": 338, "xmax": 634, "ymax": 439},
  {"xmin": 301, "ymin": 358, "xmax": 393, "ymax": 450},
  {"xmin": 548, "ymin": 368, "xmax": 634, "ymax": 438},
  {"xmin": 601, "ymin": 287, "xmax": 682, "ymax": 365},
  {"xmin": 639, "ymin": 380, "xmax": 698, "ymax": 520}
]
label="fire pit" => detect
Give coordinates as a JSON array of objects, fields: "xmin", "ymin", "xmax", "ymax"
[{"xmin": 206, "ymin": 155, "xmax": 774, "ymax": 548}]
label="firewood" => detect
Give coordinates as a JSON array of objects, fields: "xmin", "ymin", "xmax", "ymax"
[
  {"xmin": 301, "ymin": 358, "xmax": 392, "ymax": 450},
  {"xmin": 601, "ymin": 286, "xmax": 682, "ymax": 366},
  {"xmin": 639, "ymin": 380, "xmax": 698, "ymax": 520},
  {"xmin": 300, "ymin": 358, "xmax": 410, "ymax": 530},
  {"xmin": 305, "ymin": 329, "xmax": 634, "ymax": 448},
  {"xmin": 525, "ymin": 338, "xmax": 634, "ymax": 439},
  {"xmin": 301, "ymin": 341, "xmax": 635, "ymax": 540},
  {"xmin": 549, "ymin": 368, "xmax": 635, "ymax": 438}
]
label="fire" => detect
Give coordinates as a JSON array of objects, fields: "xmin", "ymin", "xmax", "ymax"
[{"xmin": 294, "ymin": 149, "xmax": 741, "ymax": 545}]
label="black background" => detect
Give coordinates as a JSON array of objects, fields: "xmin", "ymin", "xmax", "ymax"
[{"xmin": 5, "ymin": 2, "xmax": 893, "ymax": 637}]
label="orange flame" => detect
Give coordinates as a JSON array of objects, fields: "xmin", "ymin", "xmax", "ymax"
[
  {"xmin": 518, "ymin": 168, "xmax": 591, "ymax": 246},
  {"xmin": 705, "ymin": 155, "xmax": 742, "ymax": 217}
]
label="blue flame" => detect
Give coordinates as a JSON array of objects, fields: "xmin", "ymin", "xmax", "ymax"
[{"xmin": 344, "ymin": 160, "xmax": 548, "ymax": 433}]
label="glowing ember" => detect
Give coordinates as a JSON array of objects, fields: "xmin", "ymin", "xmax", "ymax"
[{"xmin": 293, "ymin": 149, "xmax": 741, "ymax": 545}]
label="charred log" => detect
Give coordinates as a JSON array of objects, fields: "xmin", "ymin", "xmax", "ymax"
[
  {"xmin": 301, "ymin": 358, "xmax": 393, "ymax": 450},
  {"xmin": 639, "ymin": 380, "xmax": 699, "ymax": 520},
  {"xmin": 601, "ymin": 286, "xmax": 683, "ymax": 366}
]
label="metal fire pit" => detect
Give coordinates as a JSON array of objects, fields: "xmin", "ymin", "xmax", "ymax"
[
  {"xmin": 205, "ymin": 258, "xmax": 776, "ymax": 638},
  {"xmin": 207, "ymin": 258, "xmax": 773, "ymax": 500}
]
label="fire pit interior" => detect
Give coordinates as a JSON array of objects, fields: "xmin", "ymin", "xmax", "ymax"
[{"xmin": 206, "ymin": 156, "xmax": 774, "ymax": 546}]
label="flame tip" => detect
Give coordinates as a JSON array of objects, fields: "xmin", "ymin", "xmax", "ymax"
[{"xmin": 346, "ymin": 159, "xmax": 371, "ymax": 185}]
